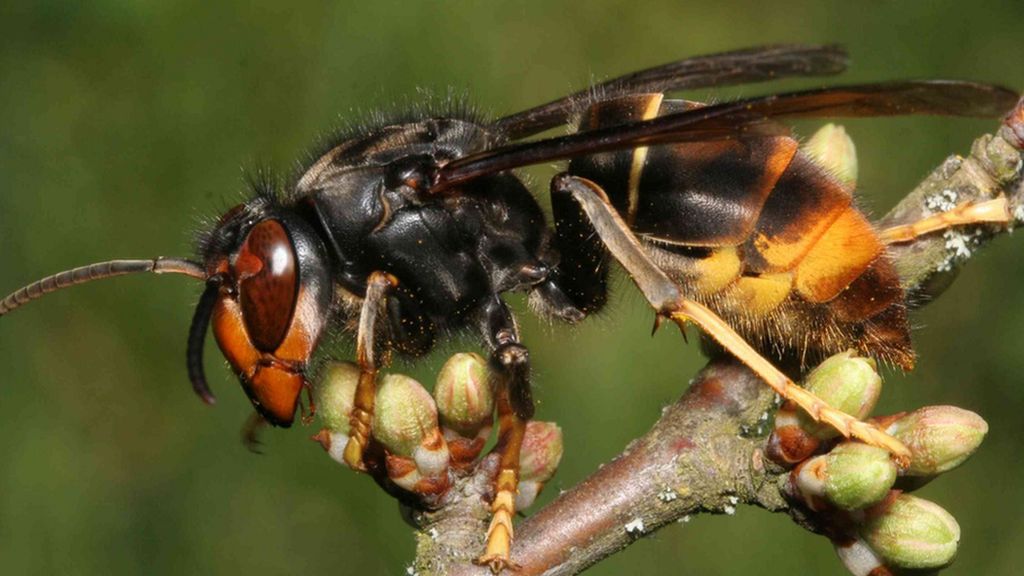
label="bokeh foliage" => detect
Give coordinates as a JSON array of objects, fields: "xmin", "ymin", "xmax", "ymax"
[{"xmin": 1, "ymin": 1, "xmax": 1022, "ymax": 574}]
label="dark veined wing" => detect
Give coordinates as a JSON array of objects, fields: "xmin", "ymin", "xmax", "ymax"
[
  {"xmin": 494, "ymin": 44, "xmax": 849, "ymax": 139},
  {"xmin": 433, "ymin": 80, "xmax": 1019, "ymax": 192}
]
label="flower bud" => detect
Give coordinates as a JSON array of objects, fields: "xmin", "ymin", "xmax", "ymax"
[
  {"xmin": 861, "ymin": 494, "xmax": 960, "ymax": 570},
  {"xmin": 824, "ymin": 443, "xmax": 897, "ymax": 510},
  {"xmin": 374, "ymin": 373, "xmax": 443, "ymax": 458},
  {"xmin": 412, "ymin": 429, "xmax": 451, "ymax": 479},
  {"xmin": 516, "ymin": 421, "xmax": 564, "ymax": 510},
  {"xmin": 799, "ymin": 351, "xmax": 882, "ymax": 439},
  {"xmin": 804, "ymin": 123, "xmax": 859, "ymax": 187},
  {"xmin": 766, "ymin": 407, "xmax": 822, "ymax": 466},
  {"xmin": 768, "ymin": 351, "xmax": 882, "ymax": 467},
  {"xmin": 886, "ymin": 406, "xmax": 988, "ymax": 476},
  {"xmin": 520, "ymin": 421, "xmax": 564, "ymax": 482},
  {"xmin": 791, "ymin": 443, "xmax": 896, "ymax": 512},
  {"xmin": 312, "ymin": 428, "xmax": 351, "ymax": 467},
  {"xmin": 385, "ymin": 439, "xmax": 451, "ymax": 496},
  {"xmin": 372, "ymin": 373, "xmax": 450, "ymax": 495},
  {"xmin": 435, "ymin": 352, "xmax": 494, "ymax": 437},
  {"xmin": 315, "ymin": 361, "xmax": 360, "ymax": 433}
]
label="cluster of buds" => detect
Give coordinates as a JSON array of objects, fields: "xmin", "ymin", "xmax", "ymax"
[
  {"xmin": 767, "ymin": 351, "xmax": 883, "ymax": 465},
  {"xmin": 311, "ymin": 353, "xmax": 563, "ymax": 510},
  {"xmin": 769, "ymin": 350, "xmax": 987, "ymax": 574}
]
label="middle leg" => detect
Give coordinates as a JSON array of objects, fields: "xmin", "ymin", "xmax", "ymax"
[{"xmin": 474, "ymin": 295, "xmax": 532, "ymax": 573}]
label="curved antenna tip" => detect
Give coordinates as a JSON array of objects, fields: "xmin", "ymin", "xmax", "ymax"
[{"xmin": 187, "ymin": 282, "xmax": 220, "ymax": 408}]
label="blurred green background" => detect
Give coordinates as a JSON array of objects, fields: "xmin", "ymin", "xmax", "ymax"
[{"xmin": 1, "ymin": 1, "xmax": 1022, "ymax": 574}]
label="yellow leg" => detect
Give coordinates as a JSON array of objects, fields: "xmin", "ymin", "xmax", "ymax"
[
  {"xmin": 880, "ymin": 196, "xmax": 1010, "ymax": 244},
  {"xmin": 476, "ymin": 377, "xmax": 527, "ymax": 573},
  {"xmin": 478, "ymin": 469, "xmax": 520, "ymax": 573},
  {"xmin": 343, "ymin": 272, "xmax": 397, "ymax": 471},
  {"xmin": 670, "ymin": 300, "xmax": 910, "ymax": 464}
]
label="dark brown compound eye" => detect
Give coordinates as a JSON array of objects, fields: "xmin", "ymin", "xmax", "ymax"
[{"xmin": 235, "ymin": 219, "xmax": 298, "ymax": 352}]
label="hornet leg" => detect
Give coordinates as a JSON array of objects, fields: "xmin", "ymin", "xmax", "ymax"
[
  {"xmin": 879, "ymin": 195, "xmax": 1011, "ymax": 244},
  {"xmin": 342, "ymin": 271, "xmax": 398, "ymax": 471},
  {"xmin": 551, "ymin": 173, "xmax": 912, "ymax": 465},
  {"xmin": 475, "ymin": 296, "xmax": 532, "ymax": 573}
]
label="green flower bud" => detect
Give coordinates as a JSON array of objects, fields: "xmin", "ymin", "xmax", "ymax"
[
  {"xmin": 434, "ymin": 352, "xmax": 494, "ymax": 438},
  {"xmin": 374, "ymin": 373, "xmax": 440, "ymax": 458},
  {"xmin": 520, "ymin": 421, "xmax": 563, "ymax": 483},
  {"xmin": 315, "ymin": 362, "xmax": 360, "ymax": 433},
  {"xmin": 886, "ymin": 406, "xmax": 988, "ymax": 476},
  {"xmin": 799, "ymin": 351, "xmax": 882, "ymax": 439},
  {"xmin": 861, "ymin": 495, "xmax": 960, "ymax": 570},
  {"xmin": 823, "ymin": 443, "xmax": 897, "ymax": 510},
  {"xmin": 515, "ymin": 421, "xmax": 564, "ymax": 510},
  {"xmin": 803, "ymin": 123, "xmax": 859, "ymax": 187},
  {"xmin": 790, "ymin": 443, "xmax": 896, "ymax": 512},
  {"xmin": 768, "ymin": 351, "xmax": 882, "ymax": 467},
  {"xmin": 373, "ymin": 374, "xmax": 451, "ymax": 493}
]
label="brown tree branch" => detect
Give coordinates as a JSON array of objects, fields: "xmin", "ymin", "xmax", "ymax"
[
  {"xmin": 409, "ymin": 99, "xmax": 1024, "ymax": 576},
  {"xmin": 425, "ymin": 360, "xmax": 784, "ymax": 576}
]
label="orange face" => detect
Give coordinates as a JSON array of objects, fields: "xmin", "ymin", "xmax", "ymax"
[{"xmin": 209, "ymin": 218, "xmax": 327, "ymax": 427}]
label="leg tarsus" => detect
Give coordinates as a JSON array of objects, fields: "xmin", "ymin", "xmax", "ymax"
[
  {"xmin": 476, "ymin": 467, "xmax": 523, "ymax": 573},
  {"xmin": 343, "ymin": 401, "xmax": 374, "ymax": 472},
  {"xmin": 880, "ymin": 195, "xmax": 1011, "ymax": 244}
]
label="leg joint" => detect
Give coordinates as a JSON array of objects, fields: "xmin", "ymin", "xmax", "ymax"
[{"xmin": 493, "ymin": 342, "xmax": 529, "ymax": 371}]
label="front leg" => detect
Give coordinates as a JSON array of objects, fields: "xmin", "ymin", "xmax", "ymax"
[
  {"xmin": 550, "ymin": 173, "xmax": 912, "ymax": 464},
  {"xmin": 475, "ymin": 296, "xmax": 532, "ymax": 573},
  {"xmin": 342, "ymin": 271, "xmax": 397, "ymax": 471}
]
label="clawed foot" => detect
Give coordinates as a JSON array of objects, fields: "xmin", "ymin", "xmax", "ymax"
[
  {"xmin": 342, "ymin": 435, "xmax": 369, "ymax": 472},
  {"xmin": 474, "ymin": 553, "xmax": 521, "ymax": 574}
]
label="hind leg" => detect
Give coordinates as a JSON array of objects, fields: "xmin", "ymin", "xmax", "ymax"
[
  {"xmin": 551, "ymin": 173, "xmax": 911, "ymax": 465},
  {"xmin": 880, "ymin": 195, "xmax": 1010, "ymax": 244}
]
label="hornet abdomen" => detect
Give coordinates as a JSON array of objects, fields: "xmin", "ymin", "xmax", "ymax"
[{"xmin": 560, "ymin": 94, "xmax": 913, "ymax": 369}]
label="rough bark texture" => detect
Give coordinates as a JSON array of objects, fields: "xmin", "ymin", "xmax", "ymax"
[
  {"xmin": 415, "ymin": 361, "xmax": 785, "ymax": 576},
  {"xmin": 408, "ymin": 99, "xmax": 1024, "ymax": 576}
]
